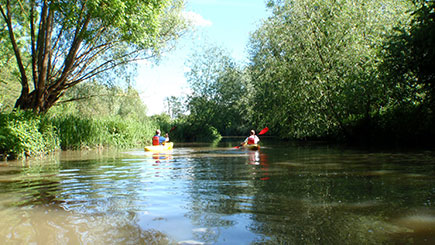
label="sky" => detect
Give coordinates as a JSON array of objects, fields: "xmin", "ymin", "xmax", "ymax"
[{"xmin": 135, "ymin": 0, "xmax": 271, "ymax": 115}]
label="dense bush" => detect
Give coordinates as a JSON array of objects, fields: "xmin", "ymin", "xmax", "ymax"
[
  {"xmin": 0, "ymin": 111, "xmax": 59, "ymax": 159},
  {"xmin": 168, "ymin": 116, "xmax": 222, "ymax": 142}
]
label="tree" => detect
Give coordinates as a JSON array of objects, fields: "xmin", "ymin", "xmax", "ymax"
[
  {"xmin": 0, "ymin": 0, "xmax": 188, "ymax": 114},
  {"xmin": 185, "ymin": 45, "xmax": 248, "ymax": 135},
  {"xmin": 47, "ymin": 80, "xmax": 149, "ymax": 122},
  {"xmin": 381, "ymin": 0, "xmax": 435, "ymax": 107},
  {"xmin": 0, "ymin": 14, "xmax": 20, "ymax": 112},
  {"xmin": 165, "ymin": 95, "xmax": 186, "ymax": 119},
  {"xmin": 248, "ymin": 0, "xmax": 412, "ymax": 139}
]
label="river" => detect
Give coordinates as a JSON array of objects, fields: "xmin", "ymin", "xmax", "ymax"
[{"xmin": 1, "ymin": 139, "xmax": 434, "ymax": 244}]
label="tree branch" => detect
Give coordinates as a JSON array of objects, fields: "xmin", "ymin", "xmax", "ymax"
[
  {"xmin": 56, "ymin": 93, "xmax": 138, "ymax": 104},
  {"xmin": 0, "ymin": 1, "xmax": 30, "ymax": 100}
]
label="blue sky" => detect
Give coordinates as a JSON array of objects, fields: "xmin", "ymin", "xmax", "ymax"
[{"xmin": 136, "ymin": 0, "xmax": 270, "ymax": 115}]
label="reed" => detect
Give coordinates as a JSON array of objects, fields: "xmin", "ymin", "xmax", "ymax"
[
  {"xmin": 51, "ymin": 114, "xmax": 158, "ymax": 149},
  {"xmin": 1, "ymin": 110, "xmax": 165, "ymax": 160}
]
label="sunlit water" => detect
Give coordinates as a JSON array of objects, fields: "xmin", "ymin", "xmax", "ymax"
[{"xmin": 1, "ymin": 139, "xmax": 435, "ymax": 244}]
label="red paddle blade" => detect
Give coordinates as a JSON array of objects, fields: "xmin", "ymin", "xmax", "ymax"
[
  {"xmin": 233, "ymin": 142, "xmax": 246, "ymax": 149},
  {"xmin": 258, "ymin": 127, "xmax": 269, "ymax": 135}
]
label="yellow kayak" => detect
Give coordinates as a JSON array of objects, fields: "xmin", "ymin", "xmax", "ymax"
[
  {"xmin": 242, "ymin": 144, "xmax": 260, "ymax": 151},
  {"xmin": 144, "ymin": 142, "xmax": 174, "ymax": 152}
]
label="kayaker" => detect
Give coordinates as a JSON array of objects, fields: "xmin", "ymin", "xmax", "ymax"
[
  {"xmin": 152, "ymin": 130, "xmax": 169, "ymax": 145},
  {"xmin": 243, "ymin": 130, "xmax": 260, "ymax": 145}
]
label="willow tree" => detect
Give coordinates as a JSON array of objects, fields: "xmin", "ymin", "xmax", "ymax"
[
  {"xmin": 248, "ymin": 0, "xmax": 413, "ymax": 139},
  {"xmin": 381, "ymin": 0, "xmax": 435, "ymax": 108},
  {"xmin": 185, "ymin": 45, "xmax": 248, "ymax": 135},
  {"xmin": 0, "ymin": 20, "xmax": 20, "ymax": 112},
  {"xmin": 0, "ymin": 0, "xmax": 187, "ymax": 113}
]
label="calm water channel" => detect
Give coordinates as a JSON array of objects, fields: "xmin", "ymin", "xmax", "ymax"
[{"xmin": 1, "ymin": 139, "xmax": 435, "ymax": 244}]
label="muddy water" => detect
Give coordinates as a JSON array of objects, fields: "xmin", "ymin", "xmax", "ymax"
[{"xmin": 1, "ymin": 140, "xmax": 434, "ymax": 244}]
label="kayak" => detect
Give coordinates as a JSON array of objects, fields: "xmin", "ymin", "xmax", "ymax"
[
  {"xmin": 144, "ymin": 142, "xmax": 174, "ymax": 152},
  {"xmin": 242, "ymin": 144, "xmax": 260, "ymax": 151}
]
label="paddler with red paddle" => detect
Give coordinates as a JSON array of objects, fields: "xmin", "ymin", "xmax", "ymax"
[
  {"xmin": 244, "ymin": 130, "xmax": 260, "ymax": 145},
  {"xmin": 234, "ymin": 127, "xmax": 268, "ymax": 149},
  {"xmin": 152, "ymin": 126, "xmax": 177, "ymax": 146}
]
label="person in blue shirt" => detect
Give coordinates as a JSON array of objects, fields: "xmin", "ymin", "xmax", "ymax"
[{"xmin": 152, "ymin": 129, "xmax": 169, "ymax": 145}]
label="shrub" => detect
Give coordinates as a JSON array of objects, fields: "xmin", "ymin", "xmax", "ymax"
[
  {"xmin": 0, "ymin": 111, "xmax": 60, "ymax": 159},
  {"xmin": 170, "ymin": 117, "xmax": 222, "ymax": 142}
]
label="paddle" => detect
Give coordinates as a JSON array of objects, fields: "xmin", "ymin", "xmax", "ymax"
[
  {"xmin": 169, "ymin": 126, "xmax": 177, "ymax": 133},
  {"xmin": 162, "ymin": 126, "xmax": 176, "ymax": 145},
  {"xmin": 258, "ymin": 127, "xmax": 269, "ymax": 135},
  {"xmin": 234, "ymin": 127, "xmax": 268, "ymax": 149}
]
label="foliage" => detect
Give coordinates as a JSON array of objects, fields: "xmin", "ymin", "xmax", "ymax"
[
  {"xmin": 50, "ymin": 81, "xmax": 149, "ymax": 120},
  {"xmin": 169, "ymin": 116, "xmax": 222, "ymax": 142},
  {"xmin": 0, "ymin": 110, "xmax": 59, "ymax": 159},
  {"xmin": 359, "ymin": 0, "xmax": 435, "ymax": 146},
  {"xmin": 354, "ymin": 103, "xmax": 435, "ymax": 146},
  {"xmin": 51, "ymin": 114, "xmax": 157, "ymax": 149},
  {"xmin": 380, "ymin": 0, "xmax": 435, "ymax": 107},
  {"xmin": 165, "ymin": 95, "xmax": 187, "ymax": 119},
  {"xmin": 150, "ymin": 113, "xmax": 173, "ymax": 134},
  {"xmin": 2, "ymin": 0, "xmax": 433, "ymax": 148},
  {"xmin": 185, "ymin": 45, "xmax": 249, "ymax": 137},
  {"xmin": 0, "ymin": 17, "xmax": 20, "ymax": 112},
  {"xmin": 248, "ymin": 0, "xmax": 413, "ymax": 140},
  {"xmin": 0, "ymin": 0, "xmax": 189, "ymax": 113},
  {"xmin": 46, "ymin": 82, "xmax": 158, "ymax": 149},
  {"xmin": 0, "ymin": 81, "xmax": 161, "ymax": 157}
]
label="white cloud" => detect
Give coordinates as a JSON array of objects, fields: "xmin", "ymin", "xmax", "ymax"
[
  {"xmin": 183, "ymin": 11, "xmax": 212, "ymax": 27},
  {"xmin": 136, "ymin": 62, "xmax": 191, "ymax": 116},
  {"xmin": 183, "ymin": 65, "xmax": 191, "ymax": 73}
]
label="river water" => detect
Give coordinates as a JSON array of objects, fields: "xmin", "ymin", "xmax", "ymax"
[{"xmin": 1, "ymin": 139, "xmax": 434, "ymax": 244}]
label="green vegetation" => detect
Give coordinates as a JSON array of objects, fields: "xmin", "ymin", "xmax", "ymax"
[
  {"xmin": 184, "ymin": 45, "xmax": 250, "ymax": 136},
  {"xmin": 175, "ymin": 0, "xmax": 435, "ymax": 145},
  {"xmin": 248, "ymin": 0, "xmax": 414, "ymax": 140},
  {"xmin": 0, "ymin": 0, "xmax": 188, "ymax": 113},
  {"xmin": 1, "ymin": 0, "xmax": 434, "ymax": 159},
  {"xmin": 0, "ymin": 110, "xmax": 59, "ymax": 159},
  {"xmin": 51, "ymin": 114, "xmax": 156, "ymax": 150},
  {"xmin": 0, "ymin": 81, "xmax": 161, "ymax": 159},
  {"xmin": 0, "ymin": 0, "xmax": 186, "ymax": 159},
  {"xmin": 49, "ymin": 82, "xmax": 160, "ymax": 150}
]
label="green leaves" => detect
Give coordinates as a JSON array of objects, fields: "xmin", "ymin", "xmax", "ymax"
[
  {"xmin": 247, "ymin": 0, "xmax": 414, "ymax": 139},
  {"xmin": 184, "ymin": 45, "xmax": 249, "ymax": 136},
  {"xmin": 380, "ymin": 0, "xmax": 435, "ymax": 106},
  {"xmin": 0, "ymin": 110, "xmax": 59, "ymax": 159},
  {"xmin": 1, "ymin": 0, "xmax": 189, "ymax": 113}
]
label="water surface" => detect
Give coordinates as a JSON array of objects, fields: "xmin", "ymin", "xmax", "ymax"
[{"xmin": 1, "ymin": 140, "xmax": 434, "ymax": 244}]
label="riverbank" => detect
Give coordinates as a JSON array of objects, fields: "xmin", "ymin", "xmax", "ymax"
[{"xmin": 0, "ymin": 110, "xmax": 157, "ymax": 160}]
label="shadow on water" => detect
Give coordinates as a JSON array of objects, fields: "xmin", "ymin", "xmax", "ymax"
[{"xmin": 0, "ymin": 140, "xmax": 434, "ymax": 244}]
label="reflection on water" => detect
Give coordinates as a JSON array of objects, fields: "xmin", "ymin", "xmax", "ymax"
[{"xmin": 0, "ymin": 141, "xmax": 435, "ymax": 244}]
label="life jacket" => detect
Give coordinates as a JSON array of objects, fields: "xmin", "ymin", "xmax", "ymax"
[
  {"xmin": 247, "ymin": 135, "xmax": 256, "ymax": 144},
  {"xmin": 152, "ymin": 135, "xmax": 160, "ymax": 145}
]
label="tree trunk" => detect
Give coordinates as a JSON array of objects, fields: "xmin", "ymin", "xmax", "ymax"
[
  {"xmin": 11, "ymin": 1, "xmax": 80, "ymax": 114},
  {"xmin": 14, "ymin": 89, "xmax": 61, "ymax": 114}
]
